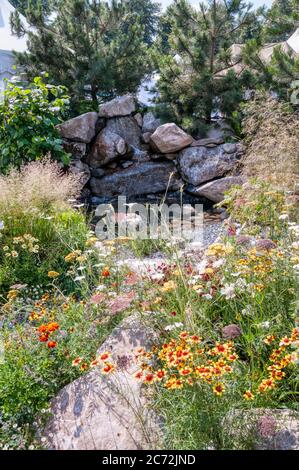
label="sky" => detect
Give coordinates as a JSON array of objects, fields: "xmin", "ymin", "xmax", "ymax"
[{"xmin": 160, "ymin": 0, "xmax": 273, "ymax": 9}]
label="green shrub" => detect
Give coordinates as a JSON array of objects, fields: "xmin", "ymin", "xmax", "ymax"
[
  {"xmin": 0, "ymin": 159, "xmax": 92, "ymax": 299},
  {"xmin": 0, "ymin": 76, "xmax": 70, "ymax": 173}
]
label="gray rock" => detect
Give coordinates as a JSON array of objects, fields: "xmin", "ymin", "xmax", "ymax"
[
  {"xmin": 58, "ymin": 112, "xmax": 98, "ymax": 143},
  {"xmin": 191, "ymin": 137, "xmax": 225, "ymax": 147},
  {"xmin": 42, "ymin": 315, "xmax": 162, "ymax": 450},
  {"xmin": 150, "ymin": 123, "xmax": 193, "ymax": 154},
  {"xmin": 122, "ymin": 161, "xmax": 134, "ymax": 168},
  {"xmin": 90, "ymin": 161, "xmax": 182, "ymax": 197},
  {"xmin": 188, "ymin": 176, "xmax": 245, "ymax": 203},
  {"xmin": 134, "ymin": 113, "xmax": 143, "ymax": 127},
  {"xmin": 106, "ymin": 116, "xmax": 142, "ymax": 149},
  {"xmin": 69, "ymin": 160, "xmax": 91, "ymax": 187},
  {"xmin": 142, "ymin": 112, "xmax": 161, "ymax": 134},
  {"xmin": 91, "ymin": 168, "xmax": 107, "ymax": 178},
  {"xmin": 87, "ymin": 128, "xmax": 127, "ymax": 168},
  {"xmin": 63, "ymin": 140, "xmax": 86, "ymax": 159},
  {"xmin": 178, "ymin": 146, "xmax": 239, "ymax": 186},
  {"xmin": 99, "ymin": 95, "xmax": 136, "ymax": 118},
  {"xmin": 224, "ymin": 409, "xmax": 299, "ymax": 450},
  {"xmin": 222, "ymin": 143, "xmax": 237, "ymax": 154}
]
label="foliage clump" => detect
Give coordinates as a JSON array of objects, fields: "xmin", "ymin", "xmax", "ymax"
[{"xmin": 0, "ymin": 76, "xmax": 69, "ymax": 173}]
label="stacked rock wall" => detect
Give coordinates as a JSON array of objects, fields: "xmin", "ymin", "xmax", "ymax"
[{"xmin": 58, "ymin": 95, "xmax": 245, "ymax": 204}]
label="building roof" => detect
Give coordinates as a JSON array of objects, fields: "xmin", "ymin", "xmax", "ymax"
[
  {"xmin": 0, "ymin": 0, "xmax": 28, "ymax": 53},
  {"xmin": 287, "ymin": 28, "xmax": 299, "ymax": 55}
]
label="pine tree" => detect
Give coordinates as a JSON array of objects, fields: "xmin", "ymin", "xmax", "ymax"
[
  {"xmin": 9, "ymin": 0, "xmax": 50, "ymax": 15},
  {"xmin": 242, "ymin": 0, "xmax": 299, "ymax": 101},
  {"xmin": 10, "ymin": 0, "xmax": 151, "ymax": 113},
  {"xmin": 154, "ymin": 0, "xmax": 256, "ymax": 134},
  {"xmin": 125, "ymin": 0, "xmax": 161, "ymax": 46},
  {"xmin": 263, "ymin": 0, "xmax": 299, "ymax": 42}
]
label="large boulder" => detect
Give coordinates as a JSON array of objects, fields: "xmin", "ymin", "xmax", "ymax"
[
  {"xmin": 178, "ymin": 145, "xmax": 239, "ymax": 186},
  {"xmin": 90, "ymin": 161, "xmax": 182, "ymax": 197},
  {"xmin": 106, "ymin": 116, "xmax": 142, "ymax": 149},
  {"xmin": 87, "ymin": 128, "xmax": 127, "ymax": 168},
  {"xmin": 150, "ymin": 123, "xmax": 193, "ymax": 154},
  {"xmin": 42, "ymin": 316, "xmax": 162, "ymax": 450},
  {"xmin": 224, "ymin": 408, "xmax": 299, "ymax": 450},
  {"xmin": 58, "ymin": 112, "xmax": 98, "ymax": 143},
  {"xmin": 142, "ymin": 112, "xmax": 161, "ymax": 134},
  {"xmin": 98, "ymin": 95, "xmax": 136, "ymax": 118},
  {"xmin": 188, "ymin": 176, "xmax": 245, "ymax": 203}
]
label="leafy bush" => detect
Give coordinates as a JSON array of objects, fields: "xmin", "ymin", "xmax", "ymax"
[{"xmin": 0, "ymin": 76, "xmax": 70, "ymax": 173}]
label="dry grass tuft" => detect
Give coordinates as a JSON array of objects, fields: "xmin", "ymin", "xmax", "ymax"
[
  {"xmin": 241, "ymin": 94, "xmax": 299, "ymax": 189},
  {"xmin": 0, "ymin": 158, "xmax": 82, "ymax": 215}
]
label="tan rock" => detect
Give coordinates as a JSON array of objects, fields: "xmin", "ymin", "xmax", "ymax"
[
  {"xmin": 150, "ymin": 123, "xmax": 193, "ymax": 154},
  {"xmin": 87, "ymin": 128, "xmax": 127, "ymax": 168},
  {"xmin": 190, "ymin": 176, "xmax": 245, "ymax": 203},
  {"xmin": 42, "ymin": 316, "xmax": 162, "ymax": 450},
  {"xmin": 99, "ymin": 95, "xmax": 136, "ymax": 118},
  {"xmin": 58, "ymin": 112, "xmax": 98, "ymax": 143}
]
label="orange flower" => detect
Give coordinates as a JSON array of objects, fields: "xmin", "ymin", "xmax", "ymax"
[
  {"xmin": 144, "ymin": 372, "xmax": 155, "ymax": 383},
  {"xmin": 179, "ymin": 331, "xmax": 189, "ymax": 340},
  {"xmin": 47, "ymin": 322, "xmax": 59, "ymax": 332},
  {"xmin": 179, "ymin": 367, "xmax": 192, "ymax": 376},
  {"xmin": 90, "ymin": 359, "xmax": 100, "ymax": 368},
  {"xmin": 80, "ymin": 362, "xmax": 89, "ymax": 371},
  {"xmin": 263, "ymin": 335, "xmax": 276, "ymax": 345},
  {"xmin": 47, "ymin": 341, "xmax": 57, "ymax": 348},
  {"xmin": 99, "ymin": 352, "xmax": 111, "ymax": 361},
  {"xmin": 155, "ymin": 369, "xmax": 166, "ymax": 381},
  {"xmin": 72, "ymin": 357, "xmax": 82, "ymax": 367},
  {"xmin": 101, "ymin": 267, "xmax": 110, "ymax": 277},
  {"xmin": 258, "ymin": 378, "xmax": 276, "ymax": 392},
  {"xmin": 189, "ymin": 335, "xmax": 201, "ymax": 344},
  {"xmin": 279, "ymin": 337, "xmax": 292, "ymax": 346},
  {"xmin": 39, "ymin": 333, "xmax": 49, "ymax": 342},
  {"xmin": 38, "ymin": 324, "xmax": 48, "ymax": 333},
  {"xmin": 133, "ymin": 370, "xmax": 143, "ymax": 380},
  {"xmin": 270, "ymin": 370, "xmax": 285, "ymax": 381},
  {"xmin": 243, "ymin": 390, "xmax": 254, "ymax": 400},
  {"xmin": 101, "ymin": 363, "xmax": 115, "ymax": 374},
  {"xmin": 227, "ymin": 353, "xmax": 238, "ymax": 362},
  {"xmin": 213, "ymin": 383, "xmax": 225, "ymax": 396}
]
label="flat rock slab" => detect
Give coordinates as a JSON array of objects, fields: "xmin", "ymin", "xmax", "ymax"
[
  {"xmin": 90, "ymin": 161, "xmax": 182, "ymax": 198},
  {"xmin": 188, "ymin": 176, "xmax": 245, "ymax": 203},
  {"xmin": 42, "ymin": 316, "xmax": 162, "ymax": 450}
]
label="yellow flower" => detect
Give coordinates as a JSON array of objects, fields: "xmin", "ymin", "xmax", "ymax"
[
  {"xmin": 160, "ymin": 281, "xmax": 177, "ymax": 293},
  {"xmin": 243, "ymin": 390, "xmax": 254, "ymax": 400},
  {"xmin": 11, "ymin": 251, "xmax": 19, "ymax": 258},
  {"xmin": 86, "ymin": 237, "xmax": 98, "ymax": 246},
  {"xmin": 7, "ymin": 290, "xmax": 18, "ymax": 300},
  {"xmin": 48, "ymin": 271, "xmax": 60, "ymax": 279},
  {"xmin": 212, "ymin": 383, "xmax": 225, "ymax": 396}
]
